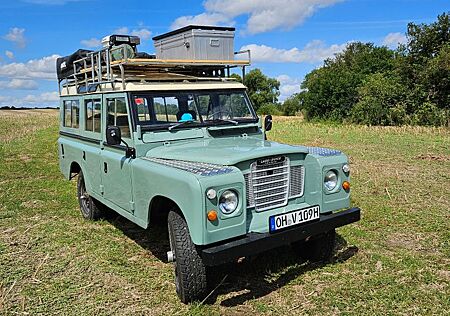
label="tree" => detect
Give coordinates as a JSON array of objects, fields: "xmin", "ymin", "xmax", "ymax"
[
  {"xmin": 301, "ymin": 42, "xmax": 395, "ymax": 121},
  {"xmin": 243, "ymin": 69, "xmax": 280, "ymax": 112},
  {"xmin": 398, "ymin": 12, "xmax": 450, "ymax": 111},
  {"xmin": 351, "ymin": 73, "xmax": 407, "ymax": 125},
  {"xmin": 281, "ymin": 93, "xmax": 303, "ymax": 116}
]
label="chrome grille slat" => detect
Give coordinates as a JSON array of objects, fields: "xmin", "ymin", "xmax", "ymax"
[
  {"xmin": 255, "ymin": 197, "xmax": 288, "ymax": 207},
  {"xmin": 245, "ymin": 157, "xmax": 306, "ymax": 211},
  {"xmin": 254, "ymin": 192, "xmax": 287, "ymax": 200},
  {"xmin": 254, "ymin": 184, "xmax": 288, "ymax": 194},
  {"xmin": 252, "ymin": 165, "xmax": 288, "ymax": 173},
  {"xmin": 253, "ymin": 178, "xmax": 287, "ymax": 187}
]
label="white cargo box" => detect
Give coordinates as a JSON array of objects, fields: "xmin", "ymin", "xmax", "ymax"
[{"xmin": 153, "ymin": 25, "xmax": 235, "ymax": 61}]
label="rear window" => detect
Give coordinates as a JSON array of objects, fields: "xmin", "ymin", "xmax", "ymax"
[{"xmin": 63, "ymin": 100, "xmax": 79, "ymax": 128}]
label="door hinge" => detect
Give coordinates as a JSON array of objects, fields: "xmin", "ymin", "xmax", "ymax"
[
  {"xmin": 130, "ymin": 201, "xmax": 135, "ymax": 212},
  {"xmin": 100, "ymin": 185, "xmax": 104, "ymax": 195}
]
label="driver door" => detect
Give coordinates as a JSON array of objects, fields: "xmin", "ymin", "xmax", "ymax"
[{"xmin": 100, "ymin": 94, "xmax": 134, "ymax": 212}]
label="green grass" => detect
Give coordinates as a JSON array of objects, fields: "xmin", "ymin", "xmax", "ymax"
[{"xmin": 1, "ymin": 111, "xmax": 449, "ymax": 315}]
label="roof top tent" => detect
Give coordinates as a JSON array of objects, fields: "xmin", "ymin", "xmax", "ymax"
[{"xmin": 56, "ymin": 25, "xmax": 251, "ymax": 96}]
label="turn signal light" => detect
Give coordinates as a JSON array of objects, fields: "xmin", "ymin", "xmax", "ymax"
[
  {"xmin": 342, "ymin": 181, "xmax": 350, "ymax": 191},
  {"xmin": 207, "ymin": 210, "xmax": 218, "ymax": 222}
]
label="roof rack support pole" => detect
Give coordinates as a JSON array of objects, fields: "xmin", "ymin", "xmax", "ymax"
[
  {"xmin": 106, "ymin": 48, "xmax": 111, "ymax": 81},
  {"xmin": 90, "ymin": 53, "xmax": 95, "ymax": 84},
  {"xmin": 73, "ymin": 74, "xmax": 78, "ymax": 93},
  {"xmin": 119, "ymin": 64, "xmax": 125, "ymax": 90},
  {"xmin": 97, "ymin": 51, "xmax": 102, "ymax": 83},
  {"xmin": 83, "ymin": 59, "xmax": 87, "ymax": 86}
]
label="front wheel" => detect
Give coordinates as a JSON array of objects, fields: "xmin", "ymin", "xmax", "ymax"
[
  {"xmin": 297, "ymin": 229, "xmax": 336, "ymax": 262},
  {"xmin": 168, "ymin": 210, "xmax": 208, "ymax": 303}
]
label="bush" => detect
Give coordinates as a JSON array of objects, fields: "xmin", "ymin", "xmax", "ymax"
[
  {"xmin": 411, "ymin": 102, "xmax": 448, "ymax": 126},
  {"xmin": 351, "ymin": 73, "xmax": 406, "ymax": 125},
  {"xmin": 281, "ymin": 93, "xmax": 303, "ymax": 116},
  {"xmin": 257, "ymin": 103, "xmax": 283, "ymax": 116}
]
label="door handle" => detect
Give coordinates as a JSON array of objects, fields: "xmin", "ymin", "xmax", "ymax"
[{"xmin": 104, "ymin": 162, "xmax": 108, "ymax": 173}]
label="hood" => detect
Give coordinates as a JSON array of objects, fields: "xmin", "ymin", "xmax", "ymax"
[{"xmin": 145, "ymin": 136, "xmax": 308, "ymax": 165}]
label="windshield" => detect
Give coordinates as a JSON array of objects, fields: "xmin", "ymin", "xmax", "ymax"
[{"xmin": 130, "ymin": 90, "xmax": 256, "ymax": 129}]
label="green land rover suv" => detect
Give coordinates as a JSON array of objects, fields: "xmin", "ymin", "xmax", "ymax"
[{"xmin": 57, "ymin": 30, "xmax": 360, "ymax": 303}]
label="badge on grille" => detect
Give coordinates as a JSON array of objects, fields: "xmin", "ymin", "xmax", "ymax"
[{"xmin": 256, "ymin": 156, "xmax": 285, "ymax": 166}]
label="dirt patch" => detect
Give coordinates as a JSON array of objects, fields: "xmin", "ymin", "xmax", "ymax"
[
  {"xmin": 19, "ymin": 154, "xmax": 33, "ymax": 163},
  {"xmin": 20, "ymin": 200, "xmax": 44, "ymax": 209},
  {"xmin": 416, "ymin": 153, "xmax": 450, "ymax": 162},
  {"xmin": 386, "ymin": 233, "xmax": 438, "ymax": 254}
]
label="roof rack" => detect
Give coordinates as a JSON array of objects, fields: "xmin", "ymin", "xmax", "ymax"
[{"xmin": 57, "ymin": 45, "xmax": 251, "ymax": 95}]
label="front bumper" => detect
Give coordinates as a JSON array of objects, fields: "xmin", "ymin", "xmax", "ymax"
[{"xmin": 200, "ymin": 207, "xmax": 360, "ymax": 266}]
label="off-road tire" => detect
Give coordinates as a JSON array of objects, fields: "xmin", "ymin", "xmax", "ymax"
[
  {"xmin": 298, "ymin": 229, "xmax": 336, "ymax": 262},
  {"xmin": 77, "ymin": 171, "xmax": 103, "ymax": 220},
  {"xmin": 168, "ymin": 210, "xmax": 207, "ymax": 303}
]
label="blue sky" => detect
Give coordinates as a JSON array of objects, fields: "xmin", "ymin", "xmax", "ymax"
[{"xmin": 0, "ymin": 0, "xmax": 448, "ymax": 107}]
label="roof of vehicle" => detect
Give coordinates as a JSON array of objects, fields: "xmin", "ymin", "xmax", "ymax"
[{"xmin": 59, "ymin": 80, "xmax": 247, "ymax": 97}]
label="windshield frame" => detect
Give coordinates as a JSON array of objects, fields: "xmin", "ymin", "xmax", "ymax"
[{"xmin": 128, "ymin": 89, "xmax": 258, "ymax": 132}]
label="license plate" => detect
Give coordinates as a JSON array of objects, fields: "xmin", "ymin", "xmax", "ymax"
[{"xmin": 269, "ymin": 205, "xmax": 320, "ymax": 232}]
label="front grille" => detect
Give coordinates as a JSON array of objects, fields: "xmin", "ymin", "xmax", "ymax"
[{"xmin": 245, "ymin": 157, "xmax": 305, "ymax": 211}]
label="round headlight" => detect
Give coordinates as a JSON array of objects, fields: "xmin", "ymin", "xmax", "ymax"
[
  {"xmin": 342, "ymin": 163, "xmax": 350, "ymax": 173},
  {"xmin": 324, "ymin": 170, "xmax": 338, "ymax": 191},
  {"xmin": 219, "ymin": 190, "xmax": 238, "ymax": 214}
]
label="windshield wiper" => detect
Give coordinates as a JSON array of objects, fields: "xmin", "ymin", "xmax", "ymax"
[
  {"xmin": 168, "ymin": 120, "xmax": 195, "ymax": 131},
  {"xmin": 206, "ymin": 118, "xmax": 239, "ymax": 126}
]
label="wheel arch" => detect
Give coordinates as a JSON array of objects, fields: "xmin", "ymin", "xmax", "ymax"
[
  {"xmin": 148, "ymin": 195, "xmax": 182, "ymax": 226},
  {"xmin": 69, "ymin": 161, "xmax": 81, "ymax": 180}
]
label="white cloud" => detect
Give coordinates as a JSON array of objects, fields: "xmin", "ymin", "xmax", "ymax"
[
  {"xmin": 5, "ymin": 51, "xmax": 14, "ymax": 59},
  {"xmin": 81, "ymin": 26, "xmax": 152, "ymax": 48},
  {"xmin": 0, "ymin": 91, "xmax": 59, "ymax": 107},
  {"xmin": 23, "ymin": 91, "xmax": 59, "ymax": 102},
  {"xmin": 382, "ymin": 32, "xmax": 407, "ymax": 48},
  {"xmin": 113, "ymin": 27, "xmax": 130, "ymax": 34},
  {"xmin": 80, "ymin": 37, "xmax": 101, "ymax": 48},
  {"xmin": 172, "ymin": 0, "xmax": 344, "ymax": 34},
  {"xmin": 0, "ymin": 79, "xmax": 38, "ymax": 90},
  {"xmin": 3, "ymin": 28, "xmax": 26, "ymax": 48},
  {"xmin": 277, "ymin": 75, "xmax": 303, "ymax": 101},
  {"xmin": 0, "ymin": 54, "xmax": 60, "ymax": 80},
  {"xmin": 171, "ymin": 13, "xmax": 234, "ymax": 30},
  {"xmin": 130, "ymin": 28, "xmax": 152, "ymax": 40},
  {"xmin": 241, "ymin": 40, "xmax": 348, "ymax": 64}
]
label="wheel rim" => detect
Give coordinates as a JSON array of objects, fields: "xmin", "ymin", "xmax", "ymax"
[
  {"xmin": 168, "ymin": 225, "xmax": 181, "ymax": 294},
  {"xmin": 79, "ymin": 178, "xmax": 91, "ymax": 217}
]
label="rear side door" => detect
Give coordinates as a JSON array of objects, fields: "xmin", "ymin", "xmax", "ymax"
[
  {"xmin": 80, "ymin": 96, "xmax": 103, "ymax": 194},
  {"xmin": 100, "ymin": 94, "xmax": 134, "ymax": 212}
]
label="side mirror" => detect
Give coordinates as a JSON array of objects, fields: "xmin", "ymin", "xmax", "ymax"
[
  {"xmin": 106, "ymin": 126, "xmax": 122, "ymax": 146},
  {"xmin": 264, "ymin": 115, "xmax": 273, "ymax": 132}
]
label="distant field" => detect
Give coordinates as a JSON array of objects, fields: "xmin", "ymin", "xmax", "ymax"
[{"xmin": 0, "ymin": 110, "xmax": 449, "ymax": 315}]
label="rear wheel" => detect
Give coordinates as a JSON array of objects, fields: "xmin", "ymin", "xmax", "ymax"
[
  {"xmin": 168, "ymin": 210, "xmax": 207, "ymax": 303},
  {"xmin": 297, "ymin": 229, "xmax": 336, "ymax": 262},
  {"xmin": 77, "ymin": 171, "xmax": 103, "ymax": 220}
]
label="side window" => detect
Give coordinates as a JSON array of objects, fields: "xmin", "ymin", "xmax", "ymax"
[
  {"xmin": 134, "ymin": 97, "xmax": 151, "ymax": 122},
  {"xmin": 63, "ymin": 100, "xmax": 79, "ymax": 128},
  {"xmin": 107, "ymin": 97, "xmax": 130, "ymax": 138},
  {"xmin": 154, "ymin": 97, "xmax": 171, "ymax": 122},
  {"xmin": 85, "ymin": 99, "xmax": 101, "ymax": 133}
]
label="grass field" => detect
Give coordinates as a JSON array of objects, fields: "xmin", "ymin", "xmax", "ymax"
[{"xmin": 0, "ymin": 110, "xmax": 449, "ymax": 315}]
